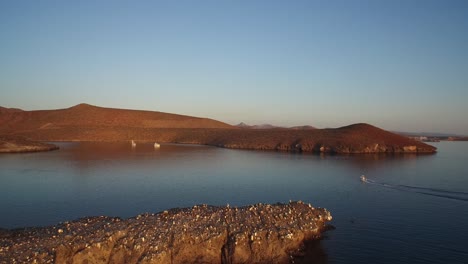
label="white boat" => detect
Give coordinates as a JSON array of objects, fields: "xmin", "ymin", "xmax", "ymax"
[
  {"xmin": 154, "ymin": 142, "xmax": 160, "ymax": 149},
  {"xmin": 360, "ymin": 175, "xmax": 367, "ymax": 182},
  {"xmin": 131, "ymin": 140, "xmax": 136, "ymax": 148}
]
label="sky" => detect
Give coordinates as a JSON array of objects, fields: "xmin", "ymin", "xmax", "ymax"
[{"xmin": 1, "ymin": 0, "xmax": 467, "ymax": 134}]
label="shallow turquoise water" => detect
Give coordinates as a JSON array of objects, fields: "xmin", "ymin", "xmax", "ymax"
[{"xmin": 1, "ymin": 141, "xmax": 467, "ymax": 263}]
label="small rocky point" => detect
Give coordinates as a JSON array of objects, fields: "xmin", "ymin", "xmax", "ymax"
[
  {"xmin": 0, "ymin": 136, "xmax": 58, "ymax": 153},
  {"xmin": 0, "ymin": 202, "xmax": 331, "ymax": 264}
]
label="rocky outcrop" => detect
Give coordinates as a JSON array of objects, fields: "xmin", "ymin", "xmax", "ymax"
[
  {"xmin": 0, "ymin": 136, "xmax": 58, "ymax": 153},
  {"xmin": 0, "ymin": 202, "xmax": 332, "ymax": 264}
]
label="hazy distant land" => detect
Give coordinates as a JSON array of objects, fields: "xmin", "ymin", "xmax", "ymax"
[
  {"xmin": 235, "ymin": 122, "xmax": 316, "ymax": 130},
  {"xmin": 0, "ymin": 103, "xmax": 436, "ymax": 154}
]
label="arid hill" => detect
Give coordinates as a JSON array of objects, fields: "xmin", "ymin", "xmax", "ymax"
[
  {"xmin": 0, "ymin": 103, "xmax": 233, "ymax": 134},
  {"xmin": 0, "ymin": 106, "xmax": 23, "ymax": 114},
  {"xmin": 0, "ymin": 104, "xmax": 436, "ymax": 153}
]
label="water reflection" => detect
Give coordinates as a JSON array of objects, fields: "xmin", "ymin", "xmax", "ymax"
[
  {"xmin": 1, "ymin": 142, "xmax": 467, "ymax": 264},
  {"xmin": 59, "ymin": 142, "xmax": 215, "ymax": 166},
  {"xmin": 63, "ymin": 141, "xmax": 210, "ymax": 157},
  {"xmin": 294, "ymin": 239, "xmax": 329, "ymax": 264},
  {"xmin": 35, "ymin": 142, "xmax": 435, "ymax": 178}
]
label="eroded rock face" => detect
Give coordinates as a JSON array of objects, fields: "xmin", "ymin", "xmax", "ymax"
[{"xmin": 0, "ymin": 202, "xmax": 332, "ymax": 264}]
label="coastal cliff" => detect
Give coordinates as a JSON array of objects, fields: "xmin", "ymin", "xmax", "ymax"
[{"xmin": 0, "ymin": 202, "xmax": 332, "ymax": 264}]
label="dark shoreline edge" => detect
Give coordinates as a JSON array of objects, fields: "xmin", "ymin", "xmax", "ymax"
[
  {"xmin": 13, "ymin": 125, "xmax": 436, "ymax": 154},
  {"xmin": 0, "ymin": 202, "xmax": 332, "ymax": 264},
  {"xmin": 49, "ymin": 140, "xmax": 438, "ymax": 157}
]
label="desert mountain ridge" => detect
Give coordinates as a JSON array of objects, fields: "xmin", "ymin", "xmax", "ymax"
[
  {"xmin": 0, "ymin": 103, "xmax": 233, "ymax": 134},
  {"xmin": 0, "ymin": 103, "xmax": 437, "ymax": 153},
  {"xmin": 0, "ymin": 106, "xmax": 23, "ymax": 114},
  {"xmin": 235, "ymin": 122, "xmax": 316, "ymax": 130}
]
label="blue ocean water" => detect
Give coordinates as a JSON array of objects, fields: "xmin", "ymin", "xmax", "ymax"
[{"xmin": 0, "ymin": 141, "xmax": 467, "ymax": 263}]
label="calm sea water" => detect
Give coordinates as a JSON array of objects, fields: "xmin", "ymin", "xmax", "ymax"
[{"xmin": 1, "ymin": 141, "xmax": 467, "ymax": 263}]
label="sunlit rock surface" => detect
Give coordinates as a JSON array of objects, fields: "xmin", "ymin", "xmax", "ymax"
[{"xmin": 0, "ymin": 202, "xmax": 332, "ymax": 264}]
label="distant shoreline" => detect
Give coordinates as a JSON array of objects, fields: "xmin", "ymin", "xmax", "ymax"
[
  {"xmin": 0, "ymin": 104, "xmax": 437, "ymax": 154},
  {"xmin": 0, "ymin": 130, "xmax": 437, "ymax": 154},
  {"xmin": 16, "ymin": 126, "xmax": 436, "ymax": 154}
]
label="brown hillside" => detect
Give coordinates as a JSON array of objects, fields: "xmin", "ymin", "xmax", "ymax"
[
  {"xmin": 0, "ymin": 103, "xmax": 233, "ymax": 134},
  {"xmin": 0, "ymin": 104, "xmax": 436, "ymax": 153},
  {"xmin": 0, "ymin": 106, "xmax": 23, "ymax": 114}
]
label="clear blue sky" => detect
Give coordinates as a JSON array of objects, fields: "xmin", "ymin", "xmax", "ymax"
[{"xmin": 1, "ymin": 0, "xmax": 467, "ymax": 134}]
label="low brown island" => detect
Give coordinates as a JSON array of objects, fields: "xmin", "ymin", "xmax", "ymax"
[
  {"xmin": 447, "ymin": 137, "xmax": 468, "ymax": 141},
  {"xmin": 0, "ymin": 103, "xmax": 436, "ymax": 154},
  {"xmin": 0, "ymin": 136, "xmax": 58, "ymax": 153},
  {"xmin": 0, "ymin": 202, "xmax": 332, "ymax": 264}
]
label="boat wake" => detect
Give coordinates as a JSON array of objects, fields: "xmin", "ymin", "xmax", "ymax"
[{"xmin": 360, "ymin": 175, "xmax": 468, "ymax": 202}]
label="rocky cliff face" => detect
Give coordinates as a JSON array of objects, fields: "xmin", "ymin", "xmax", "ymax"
[{"xmin": 0, "ymin": 202, "xmax": 332, "ymax": 264}]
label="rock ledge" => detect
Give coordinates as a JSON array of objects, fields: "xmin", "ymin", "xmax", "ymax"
[{"xmin": 0, "ymin": 202, "xmax": 332, "ymax": 264}]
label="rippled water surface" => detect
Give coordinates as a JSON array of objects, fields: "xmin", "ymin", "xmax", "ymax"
[{"xmin": 1, "ymin": 141, "xmax": 467, "ymax": 263}]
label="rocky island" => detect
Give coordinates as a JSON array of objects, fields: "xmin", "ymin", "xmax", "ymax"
[
  {"xmin": 0, "ymin": 103, "xmax": 436, "ymax": 154},
  {"xmin": 0, "ymin": 202, "xmax": 332, "ymax": 264}
]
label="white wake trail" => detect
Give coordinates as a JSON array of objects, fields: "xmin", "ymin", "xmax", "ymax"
[{"xmin": 360, "ymin": 175, "xmax": 468, "ymax": 202}]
